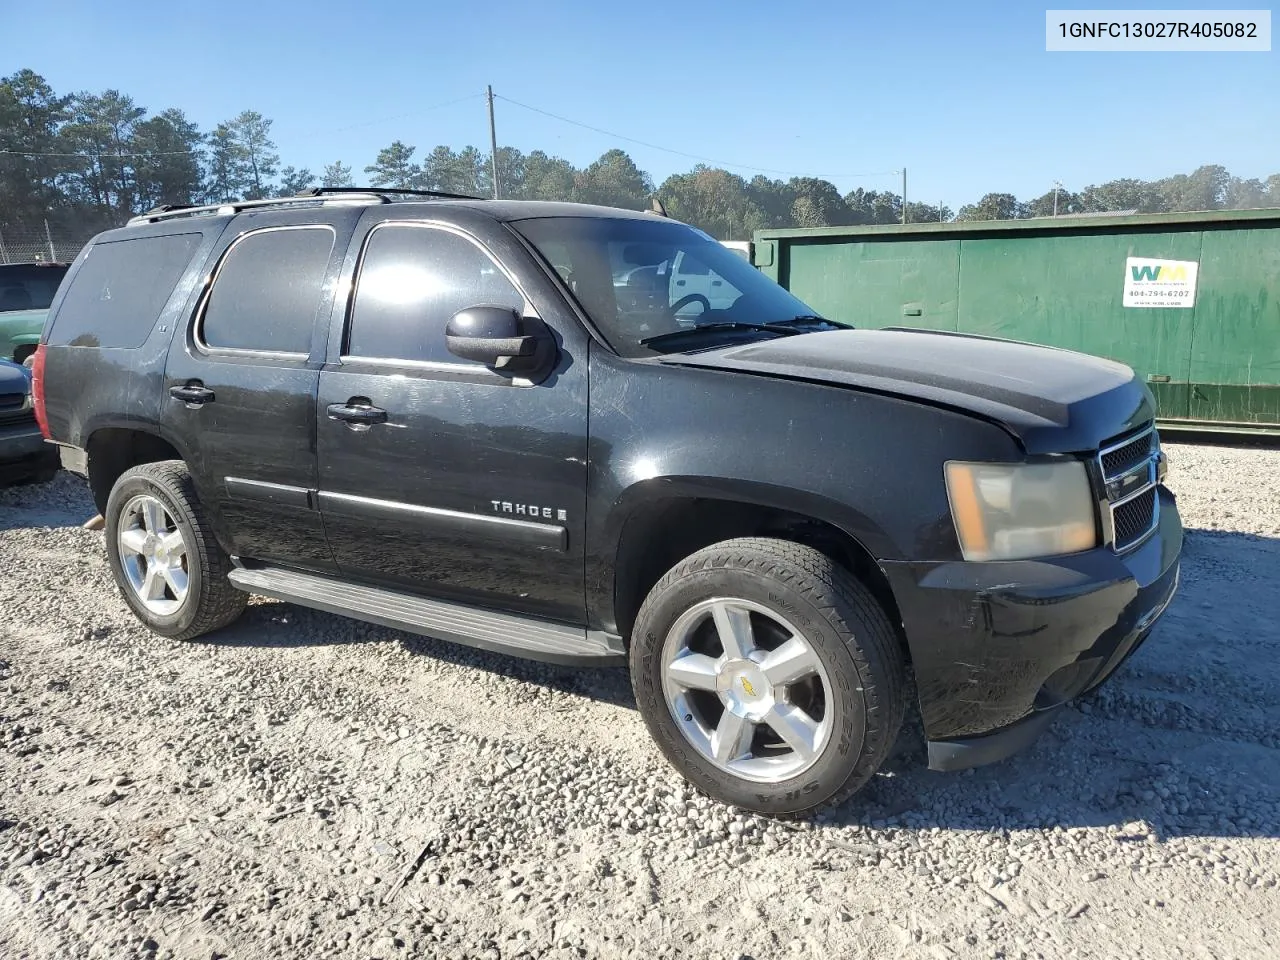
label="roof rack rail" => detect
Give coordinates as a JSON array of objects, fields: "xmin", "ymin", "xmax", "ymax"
[
  {"xmin": 127, "ymin": 192, "xmax": 389, "ymax": 226},
  {"xmin": 298, "ymin": 186, "xmax": 486, "ymax": 202}
]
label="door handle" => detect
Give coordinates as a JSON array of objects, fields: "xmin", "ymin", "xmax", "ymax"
[
  {"xmin": 169, "ymin": 383, "xmax": 215, "ymax": 405},
  {"xmin": 327, "ymin": 401, "xmax": 388, "ymax": 425}
]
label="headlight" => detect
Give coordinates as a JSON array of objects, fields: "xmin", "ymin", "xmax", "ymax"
[{"xmin": 944, "ymin": 460, "xmax": 1097, "ymax": 562}]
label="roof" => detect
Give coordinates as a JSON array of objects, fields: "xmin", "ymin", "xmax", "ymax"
[
  {"xmin": 123, "ymin": 190, "xmax": 664, "ymax": 229},
  {"xmin": 386, "ymin": 199, "xmax": 662, "ymax": 223}
]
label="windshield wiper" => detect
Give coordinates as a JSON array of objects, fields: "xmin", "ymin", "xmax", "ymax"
[
  {"xmin": 639, "ymin": 322, "xmax": 804, "ymax": 348},
  {"xmin": 769, "ymin": 314, "xmax": 843, "ymax": 328}
]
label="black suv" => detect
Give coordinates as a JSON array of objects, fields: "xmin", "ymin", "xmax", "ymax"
[{"xmin": 33, "ymin": 189, "xmax": 1182, "ymax": 814}]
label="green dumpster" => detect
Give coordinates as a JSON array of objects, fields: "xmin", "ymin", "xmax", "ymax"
[{"xmin": 752, "ymin": 209, "xmax": 1280, "ymax": 434}]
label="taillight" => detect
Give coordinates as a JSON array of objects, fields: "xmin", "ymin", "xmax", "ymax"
[{"xmin": 31, "ymin": 344, "xmax": 50, "ymax": 439}]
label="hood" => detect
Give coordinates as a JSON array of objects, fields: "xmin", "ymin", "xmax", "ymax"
[
  {"xmin": 661, "ymin": 328, "xmax": 1154, "ymax": 454},
  {"xmin": 0, "ymin": 358, "xmax": 31, "ymax": 395}
]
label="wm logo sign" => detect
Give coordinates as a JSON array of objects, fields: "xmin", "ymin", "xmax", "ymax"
[
  {"xmin": 1131, "ymin": 263, "xmax": 1189, "ymax": 282},
  {"xmin": 1123, "ymin": 257, "xmax": 1199, "ymax": 309}
]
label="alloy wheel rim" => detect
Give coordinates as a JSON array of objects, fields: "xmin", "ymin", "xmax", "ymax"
[
  {"xmin": 117, "ymin": 494, "xmax": 190, "ymax": 616},
  {"xmin": 660, "ymin": 597, "xmax": 833, "ymax": 783}
]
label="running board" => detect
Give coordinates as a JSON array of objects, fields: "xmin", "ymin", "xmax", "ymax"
[{"xmin": 227, "ymin": 565, "xmax": 625, "ymax": 666}]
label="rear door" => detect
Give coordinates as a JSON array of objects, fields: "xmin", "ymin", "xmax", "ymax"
[
  {"xmin": 315, "ymin": 212, "xmax": 590, "ymax": 623},
  {"xmin": 162, "ymin": 208, "xmax": 363, "ymax": 570}
]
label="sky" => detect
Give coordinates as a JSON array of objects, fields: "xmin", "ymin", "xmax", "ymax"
[{"xmin": 4, "ymin": 0, "xmax": 1277, "ymax": 207}]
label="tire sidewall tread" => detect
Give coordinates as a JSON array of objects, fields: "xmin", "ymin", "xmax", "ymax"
[
  {"xmin": 629, "ymin": 536, "xmax": 906, "ymax": 816},
  {"xmin": 104, "ymin": 460, "xmax": 246, "ymax": 642}
]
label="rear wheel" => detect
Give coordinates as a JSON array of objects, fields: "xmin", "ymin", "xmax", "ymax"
[
  {"xmin": 630, "ymin": 537, "xmax": 905, "ymax": 815},
  {"xmin": 104, "ymin": 461, "xmax": 246, "ymax": 640}
]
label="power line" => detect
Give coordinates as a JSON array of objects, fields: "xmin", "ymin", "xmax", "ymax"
[
  {"xmin": 0, "ymin": 147, "xmax": 196, "ymax": 158},
  {"xmin": 495, "ymin": 94, "xmax": 898, "ymax": 181}
]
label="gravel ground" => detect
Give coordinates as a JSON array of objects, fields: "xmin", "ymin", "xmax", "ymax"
[{"xmin": 1, "ymin": 440, "xmax": 1277, "ymax": 960}]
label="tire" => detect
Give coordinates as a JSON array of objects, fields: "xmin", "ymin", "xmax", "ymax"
[
  {"xmin": 104, "ymin": 460, "xmax": 247, "ymax": 641},
  {"xmin": 629, "ymin": 537, "xmax": 905, "ymax": 815}
]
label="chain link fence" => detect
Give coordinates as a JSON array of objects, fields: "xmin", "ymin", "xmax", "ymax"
[{"xmin": 0, "ymin": 221, "xmax": 100, "ymax": 264}]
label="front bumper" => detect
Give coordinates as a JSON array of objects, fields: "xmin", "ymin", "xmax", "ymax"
[
  {"xmin": 882, "ymin": 485, "xmax": 1182, "ymax": 770},
  {"xmin": 0, "ymin": 424, "xmax": 59, "ymax": 485}
]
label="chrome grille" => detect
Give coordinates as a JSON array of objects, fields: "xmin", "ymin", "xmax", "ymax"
[
  {"xmin": 1113, "ymin": 487, "xmax": 1157, "ymax": 546},
  {"xmin": 1101, "ymin": 431, "xmax": 1155, "ymax": 476},
  {"xmin": 1098, "ymin": 424, "xmax": 1161, "ymax": 552}
]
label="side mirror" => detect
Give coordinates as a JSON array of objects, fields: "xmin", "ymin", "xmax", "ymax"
[{"xmin": 445, "ymin": 306, "xmax": 549, "ymax": 373}]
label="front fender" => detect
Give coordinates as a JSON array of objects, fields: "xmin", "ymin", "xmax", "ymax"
[
  {"xmin": 604, "ymin": 474, "xmax": 896, "ymax": 559},
  {"xmin": 585, "ymin": 473, "xmax": 898, "ymax": 636}
]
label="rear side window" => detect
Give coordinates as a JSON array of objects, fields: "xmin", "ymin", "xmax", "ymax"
[
  {"xmin": 48, "ymin": 234, "xmax": 199, "ymax": 348},
  {"xmin": 346, "ymin": 224, "xmax": 523, "ymax": 365},
  {"xmin": 200, "ymin": 226, "xmax": 335, "ymax": 355}
]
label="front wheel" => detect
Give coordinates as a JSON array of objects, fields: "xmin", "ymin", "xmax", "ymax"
[
  {"xmin": 630, "ymin": 537, "xmax": 906, "ymax": 815},
  {"xmin": 104, "ymin": 461, "xmax": 246, "ymax": 641}
]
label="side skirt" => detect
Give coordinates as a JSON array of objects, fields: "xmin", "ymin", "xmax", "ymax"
[{"xmin": 227, "ymin": 564, "xmax": 625, "ymax": 667}]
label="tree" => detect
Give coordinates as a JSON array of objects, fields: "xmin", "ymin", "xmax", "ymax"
[
  {"xmin": 421, "ymin": 145, "xmax": 487, "ymax": 195},
  {"xmin": 322, "ymin": 160, "xmax": 355, "ymax": 188},
  {"xmin": 490, "ymin": 145, "xmax": 526, "ymax": 198},
  {"xmin": 787, "ymin": 177, "xmax": 851, "ymax": 227},
  {"xmin": 1025, "ymin": 187, "xmax": 1081, "ymax": 218},
  {"xmin": 365, "ymin": 140, "xmax": 421, "ymax": 188},
  {"xmin": 746, "ymin": 176, "xmax": 796, "ymax": 228},
  {"xmin": 1076, "ymin": 178, "xmax": 1164, "ymax": 214},
  {"xmin": 132, "ymin": 108, "xmax": 203, "ymax": 210},
  {"xmin": 1224, "ymin": 177, "xmax": 1267, "ymax": 210},
  {"xmin": 1266, "ymin": 175, "xmax": 1280, "ymax": 206},
  {"xmin": 574, "ymin": 149, "xmax": 652, "ymax": 209},
  {"xmin": 1152, "ymin": 164, "xmax": 1230, "ymax": 212},
  {"xmin": 206, "ymin": 123, "xmax": 249, "ymax": 202},
  {"xmin": 0, "ymin": 69, "xmax": 70, "ymax": 231},
  {"xmin": 518, "ymin": 150, "xmax": 576, "ymax": 201},
  {"xmin": 905, "ymin": 201, "xmax": 951, "ymax": 223},
  {"xmin": 657, "ymin": 167, "xmax": 768, "ymax": 239},
  {"xmin": 955, "ymin": 193, "xmax": 1028, "ymax": 221},
  {"xmin": 844, "ymin": 188, "xmax": 910, "ymax": 224},
  {"xmin": 224, "ymin": 110, "xmax": 278, "ymax": 200},
  {"xmin": 59, "ymin": 90, "xmax": 146, "ymax": 222},
  {"xmin": 276, "ymin": 166, "xmax": 315, "ymax": 197}
]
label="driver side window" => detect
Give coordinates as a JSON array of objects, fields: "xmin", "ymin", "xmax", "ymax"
[{"xmin": 346, "ymin": 223, "xmax": 523, "ymax": 365}]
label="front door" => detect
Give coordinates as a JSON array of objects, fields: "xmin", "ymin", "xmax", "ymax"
[
  {"xmin": 163, "ymin": 209, "xmax": 362, "ymax": 570},
  {"xmin": 316, "ymin": 216, "xmax": 589, "ymax": 623}
]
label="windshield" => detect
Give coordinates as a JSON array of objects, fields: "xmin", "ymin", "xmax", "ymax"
[
  {"xmin": 512, "ymin": 217, "xmax": 842, "ymax": 357},
  {"xmin": 0, "ymin": 264, "xmax": 68, "ymax": 313}
]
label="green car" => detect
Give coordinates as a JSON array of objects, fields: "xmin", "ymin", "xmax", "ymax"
[{"xmin": 1, "ymin": 261, "xmax": 70, "ymax": 364}]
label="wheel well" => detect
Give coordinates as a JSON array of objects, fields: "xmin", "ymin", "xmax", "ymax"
[
  {"xmin": 86, "ymin": 429, "xmax": 183, "ymax": 514},
  {"xmin": 12, "ymin": 344, "xmax": 35, "ymax": 365},
  {"xmin": 613, "ymin": 498, "xmax": 907, "ymax": 657}
]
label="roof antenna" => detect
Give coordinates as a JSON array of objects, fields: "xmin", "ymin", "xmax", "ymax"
[{"xmin": 649, "ymin": 197, "xmax": 668, "ymax": 217}]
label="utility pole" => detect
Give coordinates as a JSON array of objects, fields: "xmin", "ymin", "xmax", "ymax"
[
  {"xmin": 940, "ymin": 201, "xmax": 944, "ymax": 223},
  {"xmin": 487, "ymin": 85, "xmax": 500, "ymax": 200},
  {"xmin": 1052, "ymin": 179, "xmax": 1062, "ymax": 218},
  {"xmin": 901, "ymin": 168, "xmax": 907, "ymax": 224}
]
